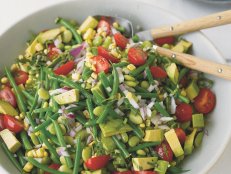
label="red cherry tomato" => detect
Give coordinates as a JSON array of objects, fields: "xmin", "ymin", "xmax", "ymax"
[
  {"xmin": 113, "ymin": 171, "xmax": 133, "ymax": 174},
  {"xmin": 133, "ymin": 172, "xmax": 157, "ymax": 174},
  {"xmin": 155, "ymin": 141, "xmax": 173, "ymax": 162},
  {"xmin": 0, "ymin": 86, "xmax": 17, "ymax": 108},
  {"xmin": 54, "ymin": 60, "xmax": 75, "ymax": 75},
  {"xmin": 194, "ymin": 88, "xmax": 216, "ymax": 114},
  {"xmin": 98, "ymin": 46, "xmax": 119, "ymax": 63},
  {"xmin": 0, "ymin": 115, "xmax": 5, "ymax": 131},
  {"xmin": 114, "ymin": 33, "xmax": 129, "ymax": 49},
  {"xmin": 3, "ymin": 115, "xmax": 23, "ymax": 133},
  {"xmin": 150, "ymin": 66, "xmax": 167, "ymax": 79},
  {"xmin": 85, "ymin": 155, "xmax": 110, "ymax": 170},
  {"xmin": 44, "ymin": 164, "xmax": 61, "ymax": 174},
  {"xmin": 47, "ymin": 44, "xmax": 60, "ymax": 60},
  {"xmin": 175, "ymin": 128, "xmax": 186, "ymax": 144},
  {"xmin": 14, "ymin": 70, "xmax": 29, "ymax": 85},
  {"xmin": 175, "ymin": 103, "xmax": 193, "ymax": 122},
  {"xmin": 154, "ymin": 36, "xmax": 175, "ymax": 46},
  {"xmin": 97, "ymin": 19, "xmax": 111, "ymax": 35},
  {"xmin": 128, "ymin": 47, "xmax": 147, "ymax": 66},
  {"xmin": 92, "ymin": 56, "xmax": 110, "ymax": 74}
]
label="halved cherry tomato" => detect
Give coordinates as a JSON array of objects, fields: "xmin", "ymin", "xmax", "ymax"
[
  {"xmin": 155, "ymin": 141, "xmax": 173, "ymax": 162},
  {"xmin": 0, "ymin": 86, "xmax": 17, "ymax": 108},
  {"xmin": 0, "ymin": 115, "xmax": 5, "ymax": 131},
  {"xmin": 133, "ymin": 172, "xmax": 157, "ymax": 174},
  {"xmin": 175, "ymin": 128, "xmax": 186, "ymax": 144},
  {"xmin": 92, "ymin": 56, "xmax": 110, "ymax": 74},
  {"xmin": 85, "ymin": 155, "xmax": 110, "ymax": 170},
  {"xmin": 98, "ymin": 46, "xmax": 119, "ymax": 63},
  {"xmin": 3, "ymin": 115, "xmax": 23, "ymax": 133},
  {"xmin": 113, "ymin": 171, "xmax": 133, "ymax": 174},
  {"xmin": 14, "ymin": 70, "xmax": 29, "ymax": 85},
  {"xmin": 97, "ymin": 19, "xmax": 111, "ymax": 35},
  {"xmin": 154, "ymin": 36, "xmax": 175, "ymax": 46},
  {"xmin": 44, "ymin": 164, "xmax": 61, "ymax": 174},
  {"xmin": 54, "ymin": 61, "xmax": 75, "ymax": 76},
  {"xmin": 194, "ymin": 88, "xmax": 216, "ymax": 114},
  {"xmin": 114, "ymin": 33, "xmax": 129, "ymax": 49},
  {"xmin": 150, "ymin": 66, "xmax": 167, "ymax": 78},
  {"xmin": 47, "ymin": 43, "xmax": 60, "ymax": 60},
  {"xmin": 128, "ymin": 47, "xmax": 147, "ymax": 66},
  {"xmin": 175, "ymin": 103, "xmax": 193, "ymax": 122}
]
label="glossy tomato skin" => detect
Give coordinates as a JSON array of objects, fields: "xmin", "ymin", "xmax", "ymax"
[
  {"xmin": 47, "ymin": 44, "xmax": 60, "ymax": 60},
  {"xmin": 133, "ymin": 172, "xmax": 157, "ymax": 174},
  {"xmin": 155, "ymin": 141, "xmax": 173, "ymax": 162},
  {"xmin": 194, "ymin": 88, "xmax": 216, "ymax": 114},
  {"xmin": 0, "ymin": 115, "xmax": 5, "ymax": 131},
  {"xmin": 14, "ymin": 70, "xmax": 29, "ymax": 85},
  {"xmin": 98, "ymin": 46, "xmax": 119, "ymax": 63},
  {"xmin": 92, "ymin": 56, "xmax": 110, "ymax": 74},
  {"xmin": 114, "ymin": 33, "xmax": 129, "ymax": 49},
  {"xmin": 85, "ymin": 155, "xmax": 110, "ymax": 170},
  {"xmin": 0, "ymin": 86, "xmax": 17, "ymax": 108},
  {"xmin": 150, "ymin": 66, "xmax": 167, "ymax": 78},
  {"xmin": 128, "ymin": 48, "xmax": 147, "ymax": 66},
  {"xmin": 97, "ymin": 19, "xmax": 111, "ymax": 35},
  {"xmin": 44, "ymin": 164, "xmax": 61, "ymax": 174},
  {"xmin": 3, "ymin": 115, "xmax": 23, "ymax": 133},
  {"xmin": 175, "ymin": 103, "xmax": 193, "ymax": 122},
  {"xmin": 154, "ymin": 36, "xmax": 175, "ymax": 46},
  {"xmin": 54, "ymin": 61, "xmax": 75, "ymax": 75},
  {"xmin": 175, "ymin": 128, "xmax": 186, "ymax": 144}
]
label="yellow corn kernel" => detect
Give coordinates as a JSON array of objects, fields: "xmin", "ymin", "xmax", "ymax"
[
  {"xmin": 91, "ymin": 72, "xmax": 97, "ymax": 79},
  {"xmin": 43, "ymin": 49, "xmax": 48, "ymax": 55},
  {"xmin": 124, "ymin": 81, "xmax": 138, "ymax": 87},
  {"xmin": 116, "ymin": 93, "xmax": 121, "ymax": 100},
  {"xmin": 23, "ymin": 162, "xmax": 33, "ymax": 172},
  {"xmin": 126, "ymin": 92, "xmax": 133, "ymax": 99},
  {"xmin": 20, "ymin": 112, "xmax": 25, "ymax": 119},
  {"xmin": 18, "ymin": 55, "xmax": 24, "ymax": 60},
  {"xmin": 127, "ymin": 64, "xmax": 136, "ymax": 71},
  {"xmin": 24, "ymin": 120, "xmax": 29, "ymax": 130},
  {"xmin": 31, "ymin": 150, "xmax": 37, "ymax": 158},
  {"xmin": 124, "ymin": 75, "xmax": 135, "ymax": 81},
  {"xmin": 113, "ymin": 22, "xmax": 119, "ymax": 28},
  {"xmin": 85, "ymin": 61, "xmax": 92, "ymax": 68},
  {"xmin": 27, "ymin": 151, "xmax": 34, "ymax": 157},
  {"xmin": 86, "ymin": 52, "xmax": 94, "ymax": 59},
  {"xmin": 110, "ymin": 49, "xmax": 120, "ymax": 58},
  {"xmin": 35, "ymin": 131, "xmax": 40, "ymax": 136},
  {"xmin": 89, "ymin": 141, "xmax": 95, "ymax": 146},
  {"xmin": 15, "ymin": 116, "xmax": 21, "ymax": 121},
  {"xmin": 72, "ymin": 72, "xmax": 81, "ymax": 81},
  {"xmin": 44, "ymin": 151, "xmax": 48, "ymax": 157},
  {"xmin": 83, "ymin": 28, "xmax": 96, "ymax": 41},
  {"xmin": 35, "ymin": 43, "xmax": 44, "ymax": 52},
  {"xmin": 180, "ymin": 89, "xmax": 187, "ymax": 97},
  {"xmin": 139, "ymin": 123, "xmax": 145, "ymax": 128},
  {"xmin": 85, "ymin": 83, "xmax": 92, "ymax": 89},
  {"xmin": 42, "ymin": 143, "xmax": 48, "ymax": 149},
  {"xmin": 101, "ymin": 32, "xmax": 107, "ymax": 38},
  {"xmin": 91, "ymin": 65, "xmax": 96, "ymax": 72},
  {"xmin": 37, "ymin": 148, "xmax": 45, "ymax": 158},
  {"xmin": 83, "ymin": 110, "xmax": 90, "ymax": 119},
  {"xmin": 1, "ymin": 77, "xmax": 8, "ymax": 84},
  {"xmin": 120, "ymin": 58, "xmax": 128, "ymax": 63},
  {"xmin": 10, "ymin": 64, "xmax": 19, "ymax": 72},
  {"xmin": 42, "ymin": 102, "xmax": 49, "ymax": 108},
  {"xmin": 109, "ymin": 43, "xmax": 116, "ymax": 50}
]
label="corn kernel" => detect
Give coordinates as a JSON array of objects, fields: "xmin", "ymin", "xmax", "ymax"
[
  {"xmin": 85, "ymin": 83, "xmax": 92, "ymax": 89},
  {"xmin": 113, "ymin": 22, "xmax": 119, "ymax": 28},
  {"xmin": 23, "ymin": 162, "xmax": 33, "ymax": 172},
  {"xmin": 109, "ymin": 43, "xmax": 116, "ymax": 50},
  {"xmin": 44, "ymin": 151, "xmax": 48, "ymax": 157},
  {"xmin": 83, "ymin": 110, "xmax": 90, "ymax": 119},
  {"xmin": 10, "ymin": 64, "xmax": 19, "ymax": 72},
  {"xmin": 36, "ymin": 148, "xmax": 44, "ymax": 158},
  {"xmin": 32, "ymin": 150, "xmax": 37, "ymax": 158},
  {"xmin": 42, "ymin": 102, "xmax": 49, "ymax": 108},
  {"xmin": 35, "ymin": 43, "xmax": 44, "ymax": 52},
  {"xmin": 42, "ymin": 143, "xmax": 48, "ymax": 149},
  {"xmin": 91, "ymin": 72, "xmax": 97, "ymax": 79},
  {"xmin": 110, "ymin": 49, "xmax": 120, "ymax": 58},
  {"xmin": 15, "ymin": 116, "xmax": 21, "ymax": 121},
  {"xmin": 1, "ymin": 77, "xmax": 8, "ymax": 84},
  {"xmin": 101, "ymin": 31, "xmax": 107, "ymax": 38},
  {"xmin": 83, "ymin": 28, "xmax": 96, "ymax": 41},
  {"xmin": 35, "ymin": 131, "xmax": 40, "ymax": 136},
  {"xmin": 127, "ymin": 64, "xmax": 136, "ymax": 71},
  {"xmin": 180, "ymin": 89, "xmax": 187, "ymax": 97},
  {"xmin": 72, "ymin": 72, "xmax": 81, "ymax": 81},
  {"xmin": 27, "ymin": 151, "xmax": 33, "ymax": 157},
  {"xmin": 126, "ymin": 92, "xmax": 133, "ymax": 99},
  {"xmin": 86, "ymin": 52, "xmax": 94, "ymax": 59},
  {"xmin": 139, "ymin": 123, "xmax": 145, "ymax": 128},
  {"xmin": 18, "ymin": 55, "xmax": 24, "ymax": 60}
]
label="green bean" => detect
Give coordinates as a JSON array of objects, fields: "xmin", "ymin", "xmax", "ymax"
[
  {"xmin": 68, "ymin": 105, "xmax": 85, "ymax": 113},
  {"xmin": 84, "ymin": 120, "xmax": 97, "ymax": 127},
  {"xmin": 34, "ymin": 107, "xmax": 52, "ymax": 113},
  {"xmin": 128, "ymin": 142, "xmax": 160, "ymax": 152},
  {"xmin": 128, "ymin": 121, "xmax": 144, "ymax": 139},
  {"xmin": 74, "ymin": 112, "xmax": 87, "ymax": 125},
  {"xmin": 108, "ymin": 74, "xmax": 114, "ymax": 87},
  {"xmin": 44, "ymin": 73, "xmax": 50, "ymax": 90},
  {"xmin": 17, "ymin": 150, "xmax": 26, "ymax": 167},
  {"xmin": 44, "ymin": 132, "xmax": 60, "ymax": 146},
  {"xmin": 56, "ymin": 17, "xmax": 82, "ymax": 44},
  {"xmin": 96, "ymin": 103, "xmax": 111, "ymax": 124},
  {"xmin": 130, "ymin": 54, "xmax": 155, "ymax": 77},
  {"xmin": 29, "ymin": 92, "xmax": 39, "ymax": 115},
  {"xmin": 110, "ymin": 65, "xmax": 119, "ymax": 98},
  {"xmin": 135, "ymin": 92, "xmax": 157, "ymax": 99},
  {"xmin": 165, "ymin": 86, "xmax": 190, "ymax": 104},
  {"xmin": 132, "ymin": 34, "xmax": 140, "ymax": 43},
  {"xmin": 99, "ymin": 72, "xmax": 111, "ymax": 94},
  {"xmin": 112, "ymin": 136, "xmax": 130, "ymax": 158},
  {"xmin": 134, "ymin": 86, "xmax": 149, "ymax": 93},
  {"xmin": 154, "ymin": 102, "xmax": 170, "ymax": 117},
  {"xmin": 114, "ymin": 62, "xmax": 129, "ymax": 67},
  {"xmin": 82, "ymin": 66, "xmax": 92, "ymax": 80},
  {"xmin": 51, "ymin": 96, "xmax": 59, "ymax": 112},
  {"xmin": 21, "ymin": 90, "xmax": 35, "ymax": 103},
  {"xmin": 86, "ymin": 98, "xmax": 97, "ymax": 139},
  {"xmin": 27, "ymin": 157, "xmax": 66, "ymax": 174},
  {"xmin": 73, "ymin": 137, "xmax": 82, "ymax": 174},
  {"xmin": 178, "ymin": 94, "xmax": 190, "ymax": 104},
  {"xmin": 0, "ymin": 140, "xmax": 22, "ymax": 172},
  {"xmin": 145, "ymin": 67, "xmax": 154, "ymax": 85},
  {"xmin": 20, "ymin": 131, "xmax": 33, "ymax": 150},
  {"xmin": 5, "ymin": 67, "xmax": 27, "ymax": 113},
  {"xmin": 178, "ymin": 68, "xmax": 189, "ymax": 81},
  {"xmin": 34, "ymin": 113, "xmax": 59, "ymax": 132},
  {"xmin": 52, "ymin": 120, "xmax": 73, "ymax": 168},
  {"xmin": 48, "ymin": 57, "xmax": 62, "ymax": 68},
  {"xmin": 128, "ymin": 136, "xmax": 140, "ymax": 147}
]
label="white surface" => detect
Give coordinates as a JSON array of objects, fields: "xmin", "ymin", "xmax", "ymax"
[{"xmin": 0, "ymin": 0, "xmax": 231, "ymax": 173}]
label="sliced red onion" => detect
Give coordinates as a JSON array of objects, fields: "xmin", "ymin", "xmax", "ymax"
[
  {"xmin": 147, "ymin": 101, "xmax": 155, "ymax": 109},
  {"xmin": 75, "ymin": 124, "xmax": 83, "ymax": 132},
  {"xmin": 128, "ymin": 98, "xmax": 139, "ymax": 109},
  {"xmin": 106, "ymin": 87, "xmax": 112, "ymax": 92},
  {"xmin": 111, "ymin": 27, "xmax": 118, "ymax": 35},
  {"xmin": 27, "ymin": 126, "xmax": 33, "ymax": 136},
  {"xmin": 139, "ymin": 107, "xmax": 146, "ymax": 120},
  {"xmin": 49, "ymin": 88, "xmax": 69, "ymax": 96},
  {"xmin": 35, "ymin": 158, "xmax": 43, "ymax": 163},
  {"xmin": 116, "ymin": 67, "xmax": 124, "ymax": 83},
  {"xmin": 147, "ymin": 84, "xmax": 155, "ymax": 92},
  {"xmin": 70, "ymin": 42, "xmax": 86, "ymax": 58},
  {"xmin": 86, "ymin": 127, "xmax": 92, "ymax": 134},
  {"xmin": 66, "ymin": 112, "xmax": 75, "ymax": 119},
  {"xmin": 151, "ymin": 115, "xmax": 161, "ymax": 125},
  {"xmin": 54, "ymin": 39, "xmax": 61, "ymax": 48},
  {"xmin": 56, "ymin": 147, "xmax": 70, "ymax": 157},
  {"xmin": 69, "ymin": 129, "xmax": 76, "ymax": 137},
  {"xmin": 170, "ymin": 96, "xmax": 177, "ymax": 114},
  {"xmin": 160, "ymin": 117, "xmax": 174, "ymax": 122},
  {"xmin": 146, "ymin": 107, "xmax": 152, "ymax": 117},
  {"xmin": 114, "ymin": 108, "xmax": 125, "ymax": 116},
  {"xmin": 65, "ymin": 104, "xmax": 78, "ymax": 110},
  {"xmin": 117, "ymin": 97, "xmax": 124, "ymax": 107},
  {"xmin": 158, "ymin": 125, "xmax": 170, "ymax": 130},
  {"xmin": 86, "ymin": 135, "xmax": 93, "ymax": 144},
  {"xmin": 46, "ymin": 61, "xmax": 52, "ymax": 66},
  {"xmin": 34, "ymin": 144, "xmax": 42, "ymax": 149}
]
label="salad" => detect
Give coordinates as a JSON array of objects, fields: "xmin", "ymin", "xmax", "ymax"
[{"xmin": 0, "ymin": 16, "xmax": 216, "ymax": 174}]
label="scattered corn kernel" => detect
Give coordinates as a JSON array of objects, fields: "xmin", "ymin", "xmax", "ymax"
[
  {"xmin": 1, "ymin": 77, "xmax": 8, "ymax": 84},
  {"xmin": 83, "ymin": 28, "xmax": 96, "ymax": 41},
  {"xmin": 10, "ymin": 64, "xmax": 19, "ymax": 72},
  {"xmin": 180, "ymin": 89, "xmax": 187, "ymax": 97},
  {"xmin": 35, "ymin": 131, "xmax": 40, "ymax": 136},
  {"xmin": 113, "ymin": 22, "xmax": 119, "ymax": 28},
  {"xmin": 43, "ymin": 49, "xmax": 48, "ymax": 55},
  {"xmin": 111, "ymin": 49, "xmax": 120, "ymax": 58},
  {"xmin": 127, "ymin": 64, "xmax": 136, "ymax": 71},
  {"xmin": 44, "ymin": 151, "xmax": 48, "ymax": 157},
  {"xmin": 139, "ymin": 123, "xmax": 145, "ymax": 128},
  {"xmin": 27, "ymin": 151, "xmax": 33, "ymax": 157},
  {"xmin": 23, "ymin": 162, "xmax": 33, "ymax": 172},
  {"xmin": 35, "ymin": 43, "xmax": 44, "ymax": 52},
  {"xmin": 83, "ymin": 110, "xmax": 90, "ymax": 119}
]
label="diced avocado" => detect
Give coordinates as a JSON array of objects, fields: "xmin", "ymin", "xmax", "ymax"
[
  {"xmin": 0, "ymin": 129, "xmax": 21, "ymax": 153},
  {"xmin": 180, "ymin": 121, "xmax": 191, "ymax": 130},
  {"xmin": 171, "ymin": 44, "xmax": 185, "ymax": 53},
  {"xmin": 194, "ymin": 131, "xmax": 204, "ymax": 148},
  {"xmin": 185, "ymin": 80, "xmax": 199, "ymax": 101},
  {"xmin": 79, "ymin": 16, "xmax": 99, "ymax": 34},
  {"xmin": 154, "ymin": 160, "xmax": 169, "ymax": 174},
  {"xmin": 0, "ymin": 100, "xmax": 18, "ymax": 116},
  {"xmin": 165, "ymin": 63, "xmax": 179, "ymax": 84},
  {"xmin": 184, "ymin": 128, "xmax": 198, "ymax": 155},
  {"xmin": 91, "ymin": 82, "xmax": 106, "ymax": 104},
  {"xmin": 132, "ymin": 157, "xmax": 158, "ymax": 171},
  {"xmin": 54, "ymin": 89, "xmax": 79, "ymax": 105},
  {"xmin": 171, "ymin": 40, "xmax": 192, "ymax": 53},
  {"xmin": 192, "ymin": 114, "xmax": 204, "ymax": 128},
  {"xmin": 164, "ymin": 129, "xmax": 184, "ymax": 157},
  {"xmin": 25, "ymin": 34, "xmax": 41, "ymax": 57},
  {"xmin": 99, "ymin": 118, "xmax": 132, "ymax": 137},
  {"xmin": 143, "ymin": 129, "xmax": 163, "ymax": 142},
  {"xmin": 101, "ymin": 135, "xmax": 116, "ymax": 152},
  {"xmin": 37, "ymin": 27, "xmax": 64, "ymax": 43},
  {"xmin": 82, "ymin": 146, "xmax": 92, "ymax": 162}
]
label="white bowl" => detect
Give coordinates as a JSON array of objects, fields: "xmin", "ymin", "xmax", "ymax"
[{"xmin": 0, "ymin": 0, "xmax": 231, "ymax": 173}]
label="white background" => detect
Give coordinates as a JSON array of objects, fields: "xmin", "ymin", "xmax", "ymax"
[{"xmin": 0, "ymin": 0, "xmax": 231, "ymax": 173}]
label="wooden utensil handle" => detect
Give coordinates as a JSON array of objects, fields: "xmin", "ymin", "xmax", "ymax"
[
  {"xmin": 151, "ymin": 10, "xmax": 231, "ymax": 38},
  {"xmin": 154, "ymin": 46, "xmax": 231, "ymax": 80}
]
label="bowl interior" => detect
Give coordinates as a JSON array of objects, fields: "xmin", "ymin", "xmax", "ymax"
[{"xmin": 0, "ymin": 0, "xmax": 231, "ymax": 173}]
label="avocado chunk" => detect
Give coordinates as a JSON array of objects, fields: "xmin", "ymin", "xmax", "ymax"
[
  {"xmin": 0, "ymin": 129, "xmax": 21, "ymax": 153},
  {"xmin": 25, "ymin": 34, "xmax": 41, "ymax": 57},
  {"xmin": 37, "ymin": 27, "xmax": 64, "ymax": 43},
  {"xmin": 132, "ymin": 157, "xmax": 158, "ymax": 171},
  {"xmin": 171, "ymin": 40, "xmax": 192, "ymax": 53},
  {"xmin": 79, "ymin": 16, "xmax": 99, "ymax": 34},
  {"xmin": 143, "ymin": 129, "xmax": 163, "ymax": 142},
  {"xmin": 171, "ymin": 44, "xmax": 185, "ymax": 53},
  {"xmin": 82, "ymin": 146, "xmax": 92, "ymax": 162},
  {"xmin": 192, "ymin": 114, "xmax": 204, "ymax": 128},
  {"xmin": 101, "ymin": 135, "xmax": 116, "ymax": 152},
  {"xmin": 164, "ymin": 129, "xmax": 184, "ymax": 157},
  {"xmin": 185, "ymin": 80, "xmax": 199, "ymax": 101},
  {"xmin": 99, "ymin": 118, "xmax": 132, "ymax": 137},
  {"xmin": 184, "ymin": 128, "xmax": 198, "ymax": 155},
  {"xmin": 165, "ymin": 63, "xmax": 179, "ymax": 84},
  {"xmin": 54, "ymin": 89, "xmax": 79, "ymax": 105},
  {"xmin": 91, "ymin": 82, "xmax": 106, "ymax": 104},
  {"xmin": 0, "ymin": 100, "xmax": 18, "ymax": 116},
  {"xmin": 194, "ymin": 131, "xmax": 204, "ymax": 148},
  {"xmin": 154, "ymin": 160, "xmax": 169, "ymax": 174}
]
